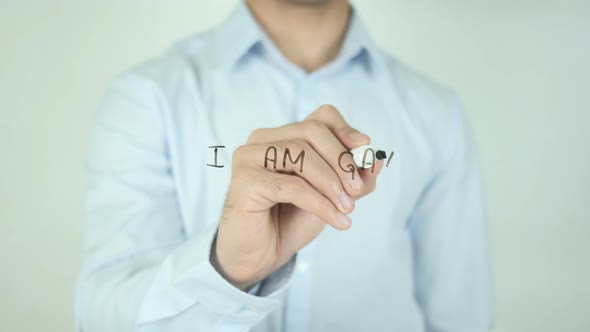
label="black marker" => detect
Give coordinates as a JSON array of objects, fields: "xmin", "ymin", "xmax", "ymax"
[{"xmin": 350, "ymin": 145, "xmax": 387, "ymax": 169}]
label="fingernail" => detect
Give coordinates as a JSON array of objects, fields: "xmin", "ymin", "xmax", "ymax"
[
  {"xmin": 335, "ymin": 212, "xmax": 351, "ymax": 228},
  {"xmin": 349, "ymin": 129, "xmax": 367, "ymax": 141},
  {"xmin": 349, "ymin": 174, "xmax": 363, "ymax": 191},
  {"xmin": 338, "ymin": 191, "xmax": 354, "ymax": 212}
]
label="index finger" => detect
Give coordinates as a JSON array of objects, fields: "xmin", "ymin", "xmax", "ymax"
[{"xmin": 305, "ymin": 104, "xmax": 371, "ymax": 149}]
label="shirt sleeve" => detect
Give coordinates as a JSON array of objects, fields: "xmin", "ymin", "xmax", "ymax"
[
  {"xmin": 408, "ymin": 99, "xmax": 495, "ymax": 332},
  {"xmin": 75, "ymin": 72, "xmax": 295, "ymax": 332}
]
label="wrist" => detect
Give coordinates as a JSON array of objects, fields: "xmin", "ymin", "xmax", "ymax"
[{"xmin": 210, "ymin": 235, "xmax": 260, "ymax": 290}]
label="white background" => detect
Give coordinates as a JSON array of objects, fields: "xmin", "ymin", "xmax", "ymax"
[{"xmin": 1, "ymin": 0, "xmax": 589, "ymax": 331}]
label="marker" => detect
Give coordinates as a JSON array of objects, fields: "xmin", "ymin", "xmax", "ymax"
[{"xmin": 350, "ymin": 145, "xmax": 387, "ymax": 169}]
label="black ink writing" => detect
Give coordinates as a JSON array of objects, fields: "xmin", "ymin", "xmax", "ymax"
[
  {"xmin": 210, "ymin": 144, "xmax": 395, "ymax": 181},
  {"xmin": 207, "ymin": 145, "xmax": 225, "ymax": 168},
  {"xmin": 264, "ymin": 146, "xmax": 278, "ymax": 169},
  {"xmin": 361, "ymin": 147, "xmax": 376, "ymax": 173},
  {"xmin": 386, "ymin": 151, "xmax": 394, "ymax": 168},
  {"xmin": 338, "ymin": 151, "xmax": 357, "ymax": 180},
  {"xmin": 283, "ymin": 148, "xmax": 305, "ymax": 173}
]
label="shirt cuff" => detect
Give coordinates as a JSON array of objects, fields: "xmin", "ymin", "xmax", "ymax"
[{"xmin": 136, "ymin": 222, "xmax": 296, "ymax": 327}]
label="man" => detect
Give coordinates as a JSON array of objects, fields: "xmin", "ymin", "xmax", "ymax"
[{"xmin": 76, "ymin": 0, "xmax": 494, "ymax": 331}]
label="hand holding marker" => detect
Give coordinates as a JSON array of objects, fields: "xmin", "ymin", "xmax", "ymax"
[{"xmin": 350, "ymin": 145, "xmax": 388, "ymax": 169}]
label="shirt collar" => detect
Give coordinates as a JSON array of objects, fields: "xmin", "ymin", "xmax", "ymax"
[
  {"xmin": 214, "ymin": 1, "xmax": 377, "ymax": 72},
  {"xmin": 214, "ymin": 1, "xmax": 264, "ymax": 67}
]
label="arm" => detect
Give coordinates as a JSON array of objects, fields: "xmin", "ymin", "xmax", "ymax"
[
  {"xmin": 409, "ymin": 101, "xmax": 495, "ymax": 332},
  {"xmin": 75, "ymin": 73, "xmax": 294, "ymax": 331}
]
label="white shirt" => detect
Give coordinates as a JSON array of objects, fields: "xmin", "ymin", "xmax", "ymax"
[{"xmin": 76, "ymin": 2, "xmax": 494, "ymax": 331}]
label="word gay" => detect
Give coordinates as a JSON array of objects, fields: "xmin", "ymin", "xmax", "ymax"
[{"xmin": 207, "ymin": 145, "xmax": 394, "ymax": 180}]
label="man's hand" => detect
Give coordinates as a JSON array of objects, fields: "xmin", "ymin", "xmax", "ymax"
[{"xmin": 211, "ymin": 105, "xmax": 384, "ymax": 290}]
